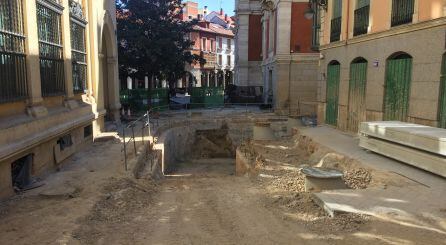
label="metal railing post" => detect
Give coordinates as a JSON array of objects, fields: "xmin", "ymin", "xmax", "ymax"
[
  {"xmin": 123, "ymin": 127, "xmax": 127, "ymax": 171},
  {"xmin": 132, "ymin": 126, "xmax": 137, "ymax": 155}
]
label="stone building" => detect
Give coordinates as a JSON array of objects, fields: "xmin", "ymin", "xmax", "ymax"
[
  {"xmin": 235, "ymin": 0, "xmax": 320, "ymax": 113},
  {"xmin": 316, "ymin": 0, "xmax": 446, "ymax": 132},
  {"xmin": 234, "ymin": 0, "xmax": 263, "ymax": 89},
  {"xmin": 0, "ymin": 0, "xmax": 120, "ymax": 198}
]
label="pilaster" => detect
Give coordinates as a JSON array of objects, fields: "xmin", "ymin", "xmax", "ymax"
[{"xmin": 23, "ymin": 0, "xmax": 48, "ymax": 117}]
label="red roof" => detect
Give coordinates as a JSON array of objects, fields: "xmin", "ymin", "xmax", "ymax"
[{"xmin": 192, "ymin": 21, "xmax": 234, "ymax": 37}]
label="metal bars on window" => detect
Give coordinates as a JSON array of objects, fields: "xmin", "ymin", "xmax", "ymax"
[
  {"xmin": 330, "ymin": 17, "xmax": 341, "ymax": 43},
  {"xmin": 330, "ymin": 0, "xmax": 342, "ymax": 43},
  {"xmin": 0, "ymin": 0, "xmax": 27, "ymax": 103},
  {"xmin": 391, "ymin": 0, "xmax": 414, "ymax": 27},
  {"xmin": 353, "ymin": 5, "xmax": 369, "ymax": 36},
  {"xmin": 70, "ymin": 21, "xmax": 87, "ymax": 93},
  {"xmin": 37, "ymin": 2, "xmax": 65, "ymax": 97},
  {"xmin": 311, "ymin": 3, "xmax": 321, "ymax": 50}
]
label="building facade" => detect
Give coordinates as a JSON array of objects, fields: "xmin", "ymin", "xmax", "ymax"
[
  {"xmin": 316, "ymin": 0, "xmax": 446, "ymax": 132},
  {"xmin": 0, "ymin": 0, "xmax": 120, "ymax": 198},
  {"xmin": 260, "ymin": 0, "xmax": 320, "ymax": 115},
  {"xmin": 182, "ymin": 2, "xmax": 235, "ymax": 89},
  {"xmin": 234, "ymin": 0, "xmax": 263, "ymax": 89},
  {"xmin": 235, "ymin": 0, "xmax": 320, "ymax": 113}
]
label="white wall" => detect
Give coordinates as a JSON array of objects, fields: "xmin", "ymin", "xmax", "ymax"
[{"xmin": 216, "ymin": 36, "xmax": 235, "ymax": 69}]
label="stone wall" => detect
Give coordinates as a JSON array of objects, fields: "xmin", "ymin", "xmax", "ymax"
[{"xmin": 319, "ymin": 21, "xmax": 446, "ymax": 129}]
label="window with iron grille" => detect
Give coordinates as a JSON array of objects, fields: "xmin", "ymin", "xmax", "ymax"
[
  {"xmin": 353, "ymin": 0, "xmax": 370, "ymax": 36},
  {"xmin": 311, "ymin": 3, "xmax": 321, "ymax": 51},
  {"xmin": 69, "ymin": 1, "xmax": 87, "ymax": 93},
  {"xmin": 391, "ymin": 0, "xmax": 414, "ymax": 27},
  {"xmin": 37, "ymin": 1, "xmax": 65, "ymax": 97},
  {"xmin": 70, "ymin": 21, "xmax": 86, "ymax": 93},
  {"xmin": 0, "ymin": 0, "xmax": 27, "ymax": 104},
  {"xmin": 330, "ymin": 0, "xmax": 342, "ymax": 43}
]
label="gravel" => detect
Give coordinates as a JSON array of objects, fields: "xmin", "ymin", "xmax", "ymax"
[{"xmin": 343, "ymin": 168, "xmax": 372, "ymax": 189}]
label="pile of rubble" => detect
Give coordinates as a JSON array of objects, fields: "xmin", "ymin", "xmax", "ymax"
[{"xmin": 343, "ymin": 168, "xmax": 372, "ymax": 189}]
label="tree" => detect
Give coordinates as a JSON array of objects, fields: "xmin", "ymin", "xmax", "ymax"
[{"xmin": 116, "ymin": 0, "xmax": 203, "ymax": 89}]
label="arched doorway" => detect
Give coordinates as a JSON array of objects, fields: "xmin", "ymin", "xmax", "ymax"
[
  {"xmin": 439, "ymin": 53, "xmax": 446, "ymax": 128},
  {"xmin": 384, "ymin": 52, "xmax": 412, "ymax": 121},
  {"xmin": 326, "ymin": 61, "xmax": 341, "ymax": 126},
  {"xmin": 100, "ymin": 34, "xmax": 110, "ymax": 120},
  {"xmin": 99, "ymin": 13, "xmax": 119, "ymax": 122},
  {"xmin": 347, "ymin": 57, "xmax": 368, "ymax": 132}
]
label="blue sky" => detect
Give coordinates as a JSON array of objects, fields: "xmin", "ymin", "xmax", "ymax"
[{"xmin": 194, "ymin": 0, "xmax": 235, "ymax": 15}]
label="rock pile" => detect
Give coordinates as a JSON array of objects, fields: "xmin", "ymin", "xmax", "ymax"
[{"xmin": 343, "ymin": 168, "xmax": 372, "ymax": 189}]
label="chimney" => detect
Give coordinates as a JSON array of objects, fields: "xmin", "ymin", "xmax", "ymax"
[
  {"xmin": 197, "ymin": 14, "xmax": 201, "ymax": 20},
  {"xmin": 225, "ymin": 14, "xmax": 228, "ymax": 21},
  {"xmin": 204, "ymin": 6, "xmax": 208, "ymax": 16},
  {"xmin": 220, "ymin": 8, "xmax": 224, "ymax": 15}
]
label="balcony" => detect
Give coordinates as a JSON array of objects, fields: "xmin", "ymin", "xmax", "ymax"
[
  {"xmin": 330, "ymin": 17, "xmax": 342, "ymax": 43},
  {"xmin": 353, "ymin": 5, "xmax": 370, "ymax": 36},
  {"xmin": 391, "ymin": 0, "xmax": 414, "ymax": 27}
]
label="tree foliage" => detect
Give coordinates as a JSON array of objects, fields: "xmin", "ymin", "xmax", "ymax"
[{"xmin": 116, "ymin": 0, "xmax": 202, "ymax": 84}]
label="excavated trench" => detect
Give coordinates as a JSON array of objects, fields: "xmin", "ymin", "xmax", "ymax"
[{"xmin": 163, "ymin": 123, "xmax": 240, "ymax": 177}]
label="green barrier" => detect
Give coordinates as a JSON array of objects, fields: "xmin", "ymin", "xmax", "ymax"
[
  {"xmin": 190, "ymin": 87, "xmax": 224, "ymax": 108},
  {"xmin": 120, "ymin": 88, "xmax": 169, "ymax": 112}
]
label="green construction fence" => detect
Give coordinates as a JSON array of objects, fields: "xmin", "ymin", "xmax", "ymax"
[
  {"xmin": 120, "ymin": 88, "xmax": 169, "ymax": 112},
  {"xmin": 190, "ymin": 87, "xmax": 224, "ymax": 108}
]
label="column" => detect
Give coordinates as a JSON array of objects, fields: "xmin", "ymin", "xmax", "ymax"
[
  {"xmin": 222, "ymin": 71, "xmax": 226, "ymax": 89},
  {"xmin": 23, "ymin": 0, "xmax": 47, "ymax": 117},
  {"xmin": 275, "ymin": 1, "xmax": 292, "ymax": 55},
  {"xmin": 214, "ymin": 70, "xmax": 218, "ymax": 87},
  {"xmin": 206, "ymin": 71, "xmax": 210, "ymax": 87},
  {"xmin": 61, "ymin": 0, "xmax": 75, "ymax": 101},
  {"xmin": 127, "ymin": 77, "xmax": 132, "ymax": 89}
]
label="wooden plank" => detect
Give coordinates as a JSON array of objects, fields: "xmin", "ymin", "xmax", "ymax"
[
  {"xmin": 359, "ymin": 135, "xmax": 446, "ymax": 178},
  {"xmin": 360, "ymin": 121, "xmax": 446, "ymax": 156}
]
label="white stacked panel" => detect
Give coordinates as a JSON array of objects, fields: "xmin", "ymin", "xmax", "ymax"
[{"xmin": 360, "ymin": 121, "xmax": 446, "ymax": 156}]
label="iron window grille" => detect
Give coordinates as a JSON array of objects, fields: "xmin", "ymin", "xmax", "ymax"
[
  {"xmin": 70, "ymin": 0, "xmax": 87, "ymax": 94},
  {"xmin": 330, "ymin": 17, "xmax": 342, "ymax": 42},
  {"xmin": 0, "ymin": 0, "xmax": 27, "ymax": 104},
  {"xmin": 353, "ymin": 5, "xmax": 370, "ymax": 36},
  {"xmin": 330, "ymin": 0, "xmax": 342, "ymax": 43},
  {"xmin": 391, "ymin": 0, "xmax": 414, "ymax": 27},
  {"xmin": 311, "ymin": 3, "xmax": 321, "ymax": 51},
  {"xmin": 37, "ymin": 1, "xmax": 65, "ymax": 97}
]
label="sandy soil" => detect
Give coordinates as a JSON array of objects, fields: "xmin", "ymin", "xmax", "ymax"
[{"xmin": 0, "ymin": 124, "xmax": 445, "ymax": 244}]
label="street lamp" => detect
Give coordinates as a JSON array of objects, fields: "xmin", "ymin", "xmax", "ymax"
[{"xmin": 304, "ymin": 0, "xmax": 328, "ymax": 20}]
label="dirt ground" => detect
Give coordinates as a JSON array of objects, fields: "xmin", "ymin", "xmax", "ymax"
[{"xmin": 0, "ymin": 126, "xmax": 445, "ymax": 244}]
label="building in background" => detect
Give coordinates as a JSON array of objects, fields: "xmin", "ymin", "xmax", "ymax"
[
  {"xmin": 0, "ymin": 0, "xmax": 119, "ymax": 198},
  {"xmin": 316, "ymin": 0, "xmax": 446, "ymax": 132},
  {"xmin": 260, "ymin": 0, "xmax": 320, "ymax": 115},
  {"xmin": 234, "ymin": 0, "xmax": 263, "ymax": 98},
  {"xmin": 235, "ymin": 0, "xmax": 319, "ymax": 112},
  {"xmin": 182, "ymin": 1, "xmax": 235, "ymax": 89}
]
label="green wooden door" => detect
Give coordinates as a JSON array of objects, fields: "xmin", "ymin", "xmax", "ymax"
[
  {"xmin": 384, "ymin": 57, "xmax": 412, "ymax": 121},
  {"xmin": 347, "ymin": 61, "xmax": 367, "ymax": 132},
  {"xmin": 326, "ymin": 63, "xmax": 340, "ymax": 126},
  {"xmin": 439, "ymin": 54, "xmax": 446, "ymax": 128}
]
